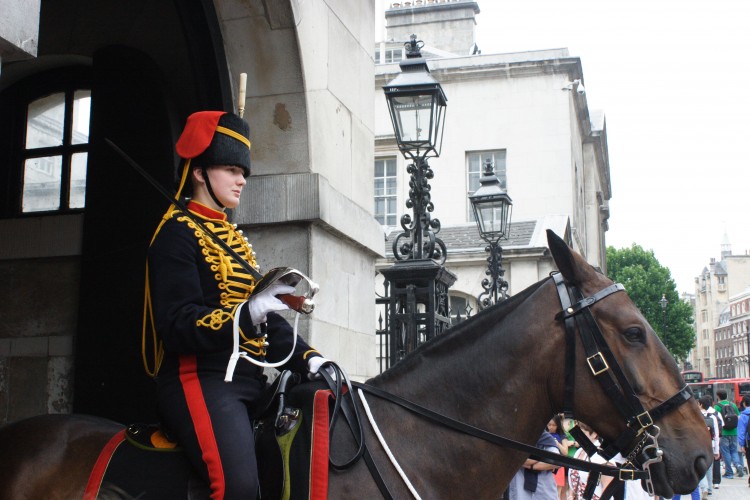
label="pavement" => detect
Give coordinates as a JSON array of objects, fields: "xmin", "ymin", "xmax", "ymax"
[{"xmin": 705, "ymin": 475, "xmax": 749, "ymax": 499}]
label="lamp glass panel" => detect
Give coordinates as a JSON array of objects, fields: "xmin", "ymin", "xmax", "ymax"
[
  {"xmin": 477, "ymin": 202, "xmax": 508, "ymax": 237},
  {"xmin": 393, "ymin": 94, "xmax": 433, "ymax": 143}
]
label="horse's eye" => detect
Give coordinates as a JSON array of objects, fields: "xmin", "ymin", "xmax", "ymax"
[{"xmin": 623, "ymin": 327, "xmax": 645, "ymax": 344}]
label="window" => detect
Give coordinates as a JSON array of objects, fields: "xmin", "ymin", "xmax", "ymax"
[
  {"xmin": 376, "ymin": 47, "xmax": 403, "ymax": 64},
  {"xmin": 374, "ymin": 157, "xmax": 398, "ymax": 226},
  {"xmin": 21, "ymin": 90, "xmax": 91, "ymax": 213},
  {"xmin": 467, "ymin": 150, "xmax": 506, "ymax": 221}
]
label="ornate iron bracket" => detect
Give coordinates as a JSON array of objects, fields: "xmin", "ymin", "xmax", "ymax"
[{"xmin": 391, "ymin": 156, "xmax": 447, "ymax": 264}]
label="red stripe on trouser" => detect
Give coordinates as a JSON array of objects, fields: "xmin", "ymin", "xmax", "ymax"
[{"xmin": 179, "ymin": 354, "xmax": 225, "ymax": 500}]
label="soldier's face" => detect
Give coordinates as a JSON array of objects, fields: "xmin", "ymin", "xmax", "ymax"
[{"xmin": 194, "ymin": 165, "xmax": 247, "ymax": 210}]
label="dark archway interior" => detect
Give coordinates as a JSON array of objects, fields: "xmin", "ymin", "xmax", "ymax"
[{"xmin": 1, "ymin": 0, "xmax": 234, "ymax": 423}]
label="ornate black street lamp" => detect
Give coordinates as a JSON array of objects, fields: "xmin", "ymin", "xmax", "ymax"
[
  {"xmin": 379, "ymin": 35, "xmax": 455, "ymax": 369},
  {"xmin": 469, "ymin": 158, "xmax": 513, "ymax": 308},
  {"xmin": 384, "ymin": 34, "xmax": 448, "ymax": 263}
]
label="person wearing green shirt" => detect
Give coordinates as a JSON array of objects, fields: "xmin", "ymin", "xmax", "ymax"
[{"xmin": 714, "ymin": 390, "xmax": 744, "ymax": 479}]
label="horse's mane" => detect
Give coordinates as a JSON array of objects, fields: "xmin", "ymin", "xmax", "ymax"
[{"xmin": 370, "ymin": 276, "xmax": 551, "ymax": 384}]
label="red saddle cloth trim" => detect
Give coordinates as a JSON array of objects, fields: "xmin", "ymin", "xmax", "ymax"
[
  {"xmin": 83, "ymin": 428, "xmax": 127, "ymax": 500},
  {"xmin": 310, "ymin": 389, "xmax": 334, "ymax": 500}
]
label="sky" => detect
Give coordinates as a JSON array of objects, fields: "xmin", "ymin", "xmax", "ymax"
[{"xmin": 377, "ymin": 0, "xmax": 750, "ymax": 294}]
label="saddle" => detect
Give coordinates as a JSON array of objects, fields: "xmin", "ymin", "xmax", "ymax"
[
  {"xmin": 122, "ymin": 370, "xmax": 302, "ymax": 452},
  {"xmin": 84, "ymin": 371, "xmax": 334, "ymax": 500}
]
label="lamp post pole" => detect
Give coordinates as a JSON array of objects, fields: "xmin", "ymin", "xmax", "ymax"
[
  {"xmin": 477, "ymin": 240, "xmax": 509, "ymax": 307},
  {"xmin": 659, "ymin": 293, "xmax": 668, "ymax": 337},
  {"xmin": 379, "ymin": 34, "xmax": 456, "ymax": 369},
  {"xmin": 469, "ymin": 158, "xmax": 513, "ymax": 309},
  {"xmin": 391, "ymin": 155, "xmax": 445, "ymax": 262}
]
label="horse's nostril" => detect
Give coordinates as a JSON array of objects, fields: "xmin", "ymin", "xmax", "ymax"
[{"xmin": 694, "ymin": 454, "xmax": 709, "ymax": 478}]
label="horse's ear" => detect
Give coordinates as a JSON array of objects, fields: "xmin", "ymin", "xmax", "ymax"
[{"xmin": 547, "ymin": 229, "xmax": 584, "ymax": 285}]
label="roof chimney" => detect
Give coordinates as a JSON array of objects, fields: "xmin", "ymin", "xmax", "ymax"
[{"xmin": 386, "ymin": 0, "xmax": 480, "ymax": 55}]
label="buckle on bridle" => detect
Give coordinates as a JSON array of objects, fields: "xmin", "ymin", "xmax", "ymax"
[
  {"xmin": 634, "ymin": 411, "xmax": 654, "ymax": 430},
  {"xmin": 618, "ymin": 469, "xmax": 637, "ymax": 481},
  {"xmin": 586, "ymin": 352, "xmax": 609, "ymax": 375}
]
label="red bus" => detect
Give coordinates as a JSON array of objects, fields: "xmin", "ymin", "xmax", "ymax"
[
  {"xmin": 688, "ymin": 378, "xmax": 750, "ymax": 406},
  {"xmin": 681, "ymin": 370, "xmax": 704, "ymax": 384}
]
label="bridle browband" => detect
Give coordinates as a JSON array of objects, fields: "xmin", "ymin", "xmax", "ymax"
[{"xmin": 320, "ymin": 273, "xmax": 694, "ymax": 500}]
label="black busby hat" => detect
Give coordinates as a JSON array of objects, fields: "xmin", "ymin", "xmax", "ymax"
[{"xmin": 176, "ymin": 111, "xmax": 251, "ymax": 177}]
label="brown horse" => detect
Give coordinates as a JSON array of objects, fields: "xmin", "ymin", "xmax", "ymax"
[{"xmin": 0, "ymin": 231, "xmax": 711, "ymax": 499}]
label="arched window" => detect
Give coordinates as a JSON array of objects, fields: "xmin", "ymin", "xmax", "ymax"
[{"xmin": 1, "ymin": 66, "xmax": 92, "ymax": 217}]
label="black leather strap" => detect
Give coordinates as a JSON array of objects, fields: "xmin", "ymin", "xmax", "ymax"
[
  {"xmin": 553, "ymin": 273, "xmax": 577, "ymax": 418},
  {"xmin": 352, "ymin": 381, "xmax": 649, "ymax": 480},
  {"xmin": 320, "ymin": 366, "xmax": 395, "ymax": 500},
  {"xmin": 320, "ymin": 366, "xmax": 365, "ymax": 470},
  {"xmin": 555, "ymin": 283, "xmax": 625, "ymax": 320},
  {"xmin": 648, "ymin": 386, "xmax": 693, "ymax": 422}
]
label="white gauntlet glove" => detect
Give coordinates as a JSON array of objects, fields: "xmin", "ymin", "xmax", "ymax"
[
  {"xmin": 248, "ymin": 282, "xmax": 296, "ymax": 325},
  {"xmin": 307, "ymin": 357, "xmax": 336, "ymax": 380}
]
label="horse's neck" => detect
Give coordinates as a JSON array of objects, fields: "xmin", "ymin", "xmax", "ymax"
[
  {"xmin": 375, "ymin": 286, "xmax": 559, "ymax": 420},
  {"xmin": 365, "ymin": 285, "xmax": 563, "ymax": 494}
]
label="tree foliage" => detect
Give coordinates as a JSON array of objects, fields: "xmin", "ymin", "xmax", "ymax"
[{"xmin": 606, "ymin": 244, "xmax": 695, "ymax": 361}]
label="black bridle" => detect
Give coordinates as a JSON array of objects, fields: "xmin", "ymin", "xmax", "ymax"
[
  {"xmin": 321, "ymin": 273, "xmax": 694, "ymax": 500},
  {"xmin": 552, "ymin": 272, "xmax": 693, "ymax": 499}
]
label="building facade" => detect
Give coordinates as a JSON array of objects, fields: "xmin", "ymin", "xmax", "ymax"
[
  {"xmin": 714, "ymin": 288, "xmax": 750, "ymax": 379},
  {"xmin": 690, "ymin": 237, "xmax": 750, "ymax": 377},
  {"xmin": 0, "ymin": 0, "xmax": 382, "ymax": 425},
  {"xmin": 0, "ymin": 0, "xmax": 616, "ymax": 424},
  {"xmin": 374, "ymin": 1, "xmax": 612, "ymax": 315}
]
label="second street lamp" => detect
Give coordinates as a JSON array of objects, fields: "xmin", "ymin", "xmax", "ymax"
[{"xmin": 469, "ymin": 158, "xmax": 513, "ymax": 308}]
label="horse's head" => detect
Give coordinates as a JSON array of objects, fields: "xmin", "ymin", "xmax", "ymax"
[{"xmin": 546, "ymin": 230, "xmax": 711, "ymax": 497}]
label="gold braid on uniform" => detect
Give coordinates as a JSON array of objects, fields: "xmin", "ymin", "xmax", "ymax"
[
  {"xmin": 142, "ymin": 204, "xmax": 261, "ymax": 377},
  {"xmin": 180, "ymin": 215, "xmax": 260, "ymax": 329},
  {"xmin": 239, "ymin": 326, "xmax": 268, "ymax": 357}
]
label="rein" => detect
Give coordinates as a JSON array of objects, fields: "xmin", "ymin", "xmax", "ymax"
[{"xmin": 320, "ymin": 273, "xmax": 693, "ymax": 499}]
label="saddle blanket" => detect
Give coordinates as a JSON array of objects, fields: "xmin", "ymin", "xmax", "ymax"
[
  {"xmin": 83, "ymin": 381, "xmax": 335, "ymax": 499},
  {"xmin": 82, "ymin": 426, "xmax": 200, "ymax": 499}
]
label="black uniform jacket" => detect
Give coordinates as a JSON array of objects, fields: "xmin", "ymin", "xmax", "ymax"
[{"xmin": 147, "ymin": 200, "xmax": 319, "ymax": 380}]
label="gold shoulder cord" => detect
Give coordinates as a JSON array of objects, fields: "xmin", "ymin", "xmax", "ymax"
[
  {"xmin": 141, "ymin": 262, "xmax": 164, "ymax": 377},
  {"xmin": 141, "ymin": 202, "xmax": 184, "ymax": 377},
  {"xmin": 141, "ymin": 158, "xmax": 194, "ymax": 377}
]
